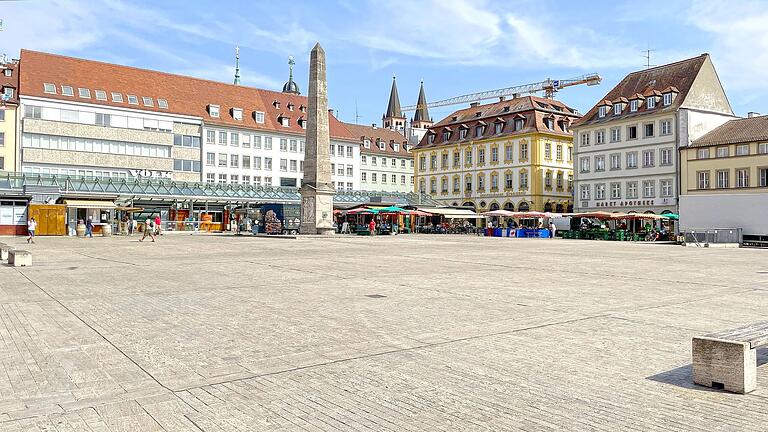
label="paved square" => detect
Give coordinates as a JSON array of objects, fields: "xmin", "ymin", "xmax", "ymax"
[{"xmin": 0, "ymin": 234, "xmax": 766, "ymax": 431}]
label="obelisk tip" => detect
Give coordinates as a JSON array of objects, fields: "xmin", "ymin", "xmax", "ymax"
[{"xmin": 311, "ymin": 42, "xmax": 324, "ymax": 54}]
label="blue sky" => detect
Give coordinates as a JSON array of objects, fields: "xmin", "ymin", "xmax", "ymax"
[{"xmin": 2, "ymin": 0, "xmax": 768, "ymax": 123}]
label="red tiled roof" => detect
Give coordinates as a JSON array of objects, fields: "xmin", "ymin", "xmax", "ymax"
[
  {"xmin": 573, "ymin": 54, "xmax": 708, "ymax": 127},
  {"xmin": 18, "ymin": 50, "xmax": 356, "ymax": 141},
  {"xmin": 690, "ymin": 115, "xmax": 768, "ymax": 147},
  {"xmin": 342, "ymin": 123, "xmax": 412, "ymax": 157},
  {"xmin": 414, "ymin": 96, "xmax": 579, "ymax": 150}
]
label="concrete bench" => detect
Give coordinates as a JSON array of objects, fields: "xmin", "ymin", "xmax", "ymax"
[
  {"xmin": 692, "ymin": 321, "xmax": 768, "ymax": 393},
  {"xmin": 8, "ymin": 249, "xmax": 32, "ymax": 267},
  {"xmin": 0, "ymin": 243, "xmax": 12, "ymax": 261}
]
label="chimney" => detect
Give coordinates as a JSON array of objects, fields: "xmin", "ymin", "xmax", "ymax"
[
  {"xmin": 372, "ymin": 123, "xmax": 377, "ymax": 129},
  {"xmin": 470, "ymin": 102, "xmax": 479, "ymax": 107},
  {"xmin": 748, "ymin": 111, "xmax": 760, "ymax": 118},
  {"xmin": 498, "ymin": 96, "xmax": 506, "ymax": 102},
  {"xmin": 328, "ymin": 108, "xmax": 334, "ymax": 116}
]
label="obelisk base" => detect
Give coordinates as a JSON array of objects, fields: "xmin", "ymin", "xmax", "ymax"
[{"xmin": 299, "ymin": 185, "xmax": 336, "ymax": 235}]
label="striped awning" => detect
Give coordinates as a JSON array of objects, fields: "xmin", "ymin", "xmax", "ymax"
[{"xmin": 63, "ymin": 199, "xmax": 116, "ymax": 209}]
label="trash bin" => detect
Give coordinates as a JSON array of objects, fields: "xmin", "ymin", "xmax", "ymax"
[{"xmin": 494, "ymin": 228, "xmax": 502, "ymax": 237}]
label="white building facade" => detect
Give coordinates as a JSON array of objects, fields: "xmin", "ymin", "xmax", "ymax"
[
  {"xmin": 572, "ymin": 54, "xmax": 735, "ymax": 216},
  {"xmin": 201, "ymin": 124, "xmax": 360, "ymax": 190}
]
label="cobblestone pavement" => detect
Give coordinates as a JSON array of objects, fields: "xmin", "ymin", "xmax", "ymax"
[{"xmin": 0, "ymin": 233, "xmax": 766, "ymax": 431}]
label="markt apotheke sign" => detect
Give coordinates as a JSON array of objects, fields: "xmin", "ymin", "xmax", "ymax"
[
  {"xmin": 128, "ymin": 169, "xmax": 173, "ymax": 179},
  {"xmin": 592, "ymin": 198, "xmax": 677, "ymax": 208}
]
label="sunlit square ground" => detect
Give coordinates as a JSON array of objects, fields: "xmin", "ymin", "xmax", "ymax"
[{"xmin": 0, "ymin": 233, "xmax": 767, "ymax": 431}]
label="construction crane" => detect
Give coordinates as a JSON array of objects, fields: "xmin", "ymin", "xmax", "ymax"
[{"xmin": 401, "ymin": 73, "xmax": 601, "ymax": 111}]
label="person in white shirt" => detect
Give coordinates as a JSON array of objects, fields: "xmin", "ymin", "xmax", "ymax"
[{"xmin": 27, "ymin": 217, "xmax": 37, "ymax": 244}]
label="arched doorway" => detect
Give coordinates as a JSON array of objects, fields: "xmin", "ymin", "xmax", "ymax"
[
  {"xmin": 503, "ymin": 202, "xmax": 514, "ymax": 211},
  {"xmin": 490, "ymin": 202, "xmax": 500, "ymax": 211},
  {"xmin": 518, "ymin": 201, "xmax": 530, "ymax": 212},
  {"xmin": 462, "ymin": 201, "xmax": 475, "ymax": 210},
  {"xmin": 544, "ymin": 202, "xmax": 553, "ymax": 212}
]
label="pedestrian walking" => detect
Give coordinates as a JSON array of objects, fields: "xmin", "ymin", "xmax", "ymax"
[
  {"xmin": 368, "ymin": 218, "xmax": 376, "ymax": 236},
  {"xmin": 140, "ymin": 216, "xmax": 156, "ymax": 242},
  {"xmin": 154, "ymin": 214, "xmax": 162, "ymax": 235},
  {"xmin": 27, "ymin": 217, "xmax": 37, "ymax": 244},
  {"xmin": 549, "ymin": 221, "xmax": 556, "ymax": 239},
  {"xmin": 85, "ymin": 216, "xmax": 94, "ymax": 238}
]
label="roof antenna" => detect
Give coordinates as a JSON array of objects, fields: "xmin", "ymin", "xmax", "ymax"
[{"xmin": 642, "ymin": 46, "xmax": 657, "ymax": 69}]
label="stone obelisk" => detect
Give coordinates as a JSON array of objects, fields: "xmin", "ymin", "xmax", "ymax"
[{"xmin": 299, "ymin": 43, "xmax": 336, "ymax": 235}]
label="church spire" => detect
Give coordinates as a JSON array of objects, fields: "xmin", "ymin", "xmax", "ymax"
[
  {"xmin": 412, "ymin": 80, "xmax": 431, "ymax": 125},
  {"xmin": 383, "ymin": 75, "xmax": 405, "ymax": 130},
  {"xmin": 233, "ymin": 46, "xmax": 241, "ymax": 86}
]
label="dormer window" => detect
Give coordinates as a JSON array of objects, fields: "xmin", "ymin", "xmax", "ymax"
[
  {"xmin": 378, "ymin": 140, "xmax": 385, "ymax": 150},
  {"xmin": 298, "ymin": 118, "xmax": 306, "ymax": 129},
  {"xmin": 95, "ymin": 90, "xmax": 107, "ymax": 101},
  {"xmin": 363, "ymin": 139, "xmax": 371, "ymax": 148},
  {"xmin": 647, "ymin": 97, "xmax": 656, "ymax": 109},
  {"xmin": 474, "ymin": 111, "xmax": 482, "ymax": 117},
  {"xmin": 663, "ymin": 93, "xmax": 673, "ymax": 106},
  {"xmin": 111, "ymin": 92, "xmax": 123, "ymax": 103},
  {"xmin": 503, "ymin": 106, "xmax": 510, "ymax": 112},
  {"xmin": 127, "ymin": 95, "xmax": 139, "ymax": 105},
  {"xmin": 451, "ymin": 116, "xmax": 458, "ymax": 121},
  {"xmin": 543, "ymin": 118, "xmax": 554, "ymax": 131},
  {"xmin": 514, "ymin": 118, "xmax": 524, "ymax": 131},
  {"xmin": 273, "ymin": 100, "xmax": 280, "ymax": 109},
  {"xmin": 287, "ymin": 102, "xmax": 295, "ymax": 111},
  {"xmin": 459, "ymin": 129, "xmax": 468, "ymax": 139},
  {"xmin": 428, "ymin": 133, "xmax": 436, "ymax": 144},
  {"xmin": 43, "ymin": 83, "xmax": 56, "ymax": 94},
  {"xmin": 232, "ymin": 107, "xmax": 243, "ymax": 120},
  {"xmin": 393, "ymin": 143, "xmax": 400, "ymax": 152},
  {"xmin": 157, "ymin": 98, "xmax": 168, "ymax": 109},
  {"xmin": 208, "ymin": 104, "xmax": 220, "ymax": 118},
  {"xmin": 254, "ymin": 111, "xmax": 265, "ymax": 123},
  {"xmin": 598, "ymin": 106, "xmax": 607, "ymax": 118},
  {"xmin": 61, "ymin": 86, "xmax": 74, "ymax": 96},
  {"xmin": 630, "ymin": 100, "xmax": 638, "ymax": 112},
  {"xmin": 78, "ymin": 88, "xmax": 91, "ymax": 98},
  {"xmin": 300, "ymin": 105, "xmax": 306, "ymax": 113},
  {"xmin": 443, "ymin": 131, "xmax": 451, "ymax": 141},
  {"xmin": 280, "ymin": 116, "xmax": 290, "ymax": 127},
  {"xmin": 475, "ymin": 125, "xmax": 485, "ymax": 137},
  {"xmin": 2, "ymin": 69, "xmax": 10, "ymax": 77},
  {"xmin": 559, "ymin": 119, "xmax": 569, "ymax": 133},
  {"xmin": 142, "ymin": 96, "xmax": 153, "ymax": 107},
  {"xmin": 494, "ymin": 121, "xmax": 504, "ymax": 134},
  {"xmin": 613, "ymin": 103, "xmax": 622, "ymax": 115}
]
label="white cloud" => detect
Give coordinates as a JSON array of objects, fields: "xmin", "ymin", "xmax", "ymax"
[
  {"xmin": 179, "ymin": 64, "xmax": 282, "ymax": 90},
  {"xmin": 342, "ymin": 0, "xmax": 645, "ymax": 71},
  {"xmin": 686, "ymin": 1, "xmax": 768, "ymax": 96}
]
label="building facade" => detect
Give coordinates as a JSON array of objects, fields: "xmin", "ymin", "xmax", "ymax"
[
  {"xmin": 343, "ymin": 123, "xmax": 414, "ymax": 193},
  {"xmin": 412, "ymin": 96, "xmax": 579, "ymax": 213},
  {"xmin": 679, "ymin": 115, "xmax": 768, "ymax": 236},
  {"xmin": 1, "ymin": 57, "xmax": 19, "ymax": 172},
  {"xmin": 572, "ymin": 54, "xmax": 735, "ymax": 216}
]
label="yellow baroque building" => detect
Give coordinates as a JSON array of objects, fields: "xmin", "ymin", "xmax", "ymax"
[{"xmin": 412, "ymin": 96, "xmax": 579, "ymax": 213}]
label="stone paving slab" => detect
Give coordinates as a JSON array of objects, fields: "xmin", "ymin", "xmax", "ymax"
[{"xmin": 0, "ymin": 234, "xmax": 766, "ymax": 430}]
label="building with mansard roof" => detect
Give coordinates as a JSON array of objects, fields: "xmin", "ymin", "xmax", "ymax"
[
  {"xmin": 413, "ymin": 95, "xmax": 579, "ymax": 213},
  {"xmin": 343, "ymin": 122, "xmax": 414, "ymax": 193}
]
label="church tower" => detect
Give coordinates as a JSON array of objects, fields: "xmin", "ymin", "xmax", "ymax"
[
  {"xmin": 382, "ymin": 76, "xmax": 406, "ymax": 131},
  {"xmin": 411, "ymin": 80, "xmax": 432, "ymax": 129}
]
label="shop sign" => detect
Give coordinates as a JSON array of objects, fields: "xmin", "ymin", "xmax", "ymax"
[
  {"xmin": 128, "ymin": 169, "xmax": 173, "ymax": 179},
  {"xmin": 593, "ymin": 198, "xmax": 677, "ymax": 208}
]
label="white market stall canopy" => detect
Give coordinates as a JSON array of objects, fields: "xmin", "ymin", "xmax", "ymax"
[
  {"xmin": 63, "ymin": 199, "xmax": 117, "ymax": 209},
  {"xmin": 417, "ymin": 207, "xmax": 484, "ymax": 219}
]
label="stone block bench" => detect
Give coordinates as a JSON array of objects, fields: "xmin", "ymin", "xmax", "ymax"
[
  {"xmin": 692, "ymin": 321, "xmax": 768, "ymax": 393},
  {"xmin": 0, "ymin": 243, "xmax": 12, "ymax": 261},
  {"xmin": 8, "ymin": 249, "xmax": 32, "ymax": 267}
]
